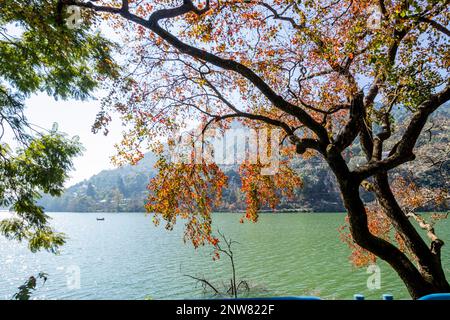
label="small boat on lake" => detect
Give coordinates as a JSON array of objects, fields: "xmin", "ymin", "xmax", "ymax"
[{"xmin": 96, "ymin": 218, "xmax": 105, "ymax": 221}]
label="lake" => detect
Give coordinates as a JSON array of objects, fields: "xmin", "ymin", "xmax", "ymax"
[{"xmin": 1, "ymin": 212, "xmax": 449, "ymax": 300}]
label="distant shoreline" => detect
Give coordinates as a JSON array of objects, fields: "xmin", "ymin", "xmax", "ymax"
[
  {"xmin": 32, "ymin": 210, "xmax": 446, "ymax": 214},
  {"xmin": 34, "ymin": 210, "xmax": 335, "ymax": 214}
]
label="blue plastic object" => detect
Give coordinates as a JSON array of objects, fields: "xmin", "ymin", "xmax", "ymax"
[
  {"xmin": 382, "ymin": 294, "xmax": 394, "ymax": 300},
  {"xmin": 418, "ymin": 293, "xmax": 450, "ymax": 300},
  {"xmin": 354, "ymin": 294, "xmax": 365, "ymax": 300}
]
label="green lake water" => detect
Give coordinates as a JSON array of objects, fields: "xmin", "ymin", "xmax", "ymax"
[{"xmin": 0, "ymin": 212, "xmax": 449, "ymax": 300}]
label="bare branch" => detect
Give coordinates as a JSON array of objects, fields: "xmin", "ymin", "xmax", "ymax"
[
  {"xmin": 418, "ymin": 17, "xmax": 450, "ymax": 37},
  {"xmin": 355, "ymin": 83, "xmax": 450, "ymax": 180}
]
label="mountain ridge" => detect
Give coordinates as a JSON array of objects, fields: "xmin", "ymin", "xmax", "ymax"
[{"xmin": 38, "ymin": 108, "xmax": 449, "ymax": 213}]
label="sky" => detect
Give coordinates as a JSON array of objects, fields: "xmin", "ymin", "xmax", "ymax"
[
  {"xmin": 19, "ymin": 93, "xmax": 124, "ymax": 187},
  {"xmin": 1, "ymin": 18, "xmax": 127, "ymax": 187}
]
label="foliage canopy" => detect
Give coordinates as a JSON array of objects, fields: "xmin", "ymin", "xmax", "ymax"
[{"xmin": 0, "ymin": 0, "xmax": 119, "ymax": 252}]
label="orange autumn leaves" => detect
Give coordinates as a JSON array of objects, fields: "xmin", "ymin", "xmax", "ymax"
[
  {"xmin": 239, "ymin": 161, "xmax": 302, "ymax": 223},
  {"xmin": 339, "ymin": 176, "xmax": 448, "ymax": 268},
  {"xmin": 339, "ymin": 206, "xmax": 392, "ymax": 267},
  {"xmin": 146, "ymin": 154, "xmax": 303, "ymax": 247},
  {"xmin": 145, "ymin": 156, "xmax": 227, "ymax": 248},
  {"xmin": 338, "ymin": 201, "xmax": 416, "ymax": 268},
  {"xmin": 89, "ymin": 1, "xmax": 448, "ymax": 254},
  {"xmin": 391, "ymin": 177, "xmax": 449, "ymax": 212}
]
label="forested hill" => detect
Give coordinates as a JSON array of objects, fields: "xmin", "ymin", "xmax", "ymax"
[
  {"xmin": 38, "ymin": 153, "xmax": 159, "ymax": 212},
  {"xmin": 37, "ymin": 151, "xmax": 448, "ymax": 213},
  {"xmin": 39, "ymin": 109, "xmax": 449, "ymax": 213},
  {"xmin": 38, "ymin": 152, "xmax": 347, "ymax": 213}
]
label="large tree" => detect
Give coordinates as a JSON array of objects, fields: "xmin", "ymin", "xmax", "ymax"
[
  {"xmin": 63, "ymin": 0, "xmax": 449, "ymax": 298},
  {"xmin": 0, "ymin": 0, "xmax": 118, "ymax": 253}
]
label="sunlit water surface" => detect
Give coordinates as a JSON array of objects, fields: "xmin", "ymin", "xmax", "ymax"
[{"xmin": 1, "ymin": 212, "xmax": 449, "ymax": 300}]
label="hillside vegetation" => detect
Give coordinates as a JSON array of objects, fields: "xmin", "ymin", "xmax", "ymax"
[{"xmin": 39, "ymin": 109, "xmax": 448, "ymax": 213}]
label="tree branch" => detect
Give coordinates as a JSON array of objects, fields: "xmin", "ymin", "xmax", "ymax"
[
  {"xmin": 418, "ymin": 17, "xmax": 450, "ymax": 37},
  {"xmin": 65, "ymin": 0, "xmax": 329, "ymax": 144},
  {"xmin": 355, "ymin": 83, "xmax": 450, "ymax": 179},
  {"xmin": 333, "ymin": 91, "xmax": 364, "ymax": 151}
]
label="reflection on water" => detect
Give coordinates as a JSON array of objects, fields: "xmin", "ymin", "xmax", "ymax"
[{"xmin": 0, "ymin": 212, "xmax": 449, "ymax": 300}]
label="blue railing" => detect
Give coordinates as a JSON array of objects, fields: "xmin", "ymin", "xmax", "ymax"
[
  {"xmin": 354, "ymin": 294, "xmax": 393, "ymax": 300},
  {"xmin": 418, "ymin": 293, "xmax": 450, "ymax": 300},
  {"xmin": 354, "ymin": 293, "xmax": 450, "ymax": 300},
  {"xmin": 235, "ymin": 293, "xmax": 450, "ymax": 300},
  {"xmin": 264, "ymin": 293, "xmax": 450, "ymax": 300}
]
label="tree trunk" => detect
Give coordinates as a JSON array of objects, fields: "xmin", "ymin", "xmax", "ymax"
[
  {"xmin": 325, "ymin": 148, "xmax": 450, "ymax": 299},
  {"xmin": 373, "ymin": 172, "xmax": 450, "ymax": 292}
]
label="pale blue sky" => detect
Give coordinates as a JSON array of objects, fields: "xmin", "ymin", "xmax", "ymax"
[
  {"xmin": 21, "ymin": 93, "xmax": 124, "ymax": 187},
  {"xmin": 1, "ymin": 20, "xmax": 127, "ymax": 187}
]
